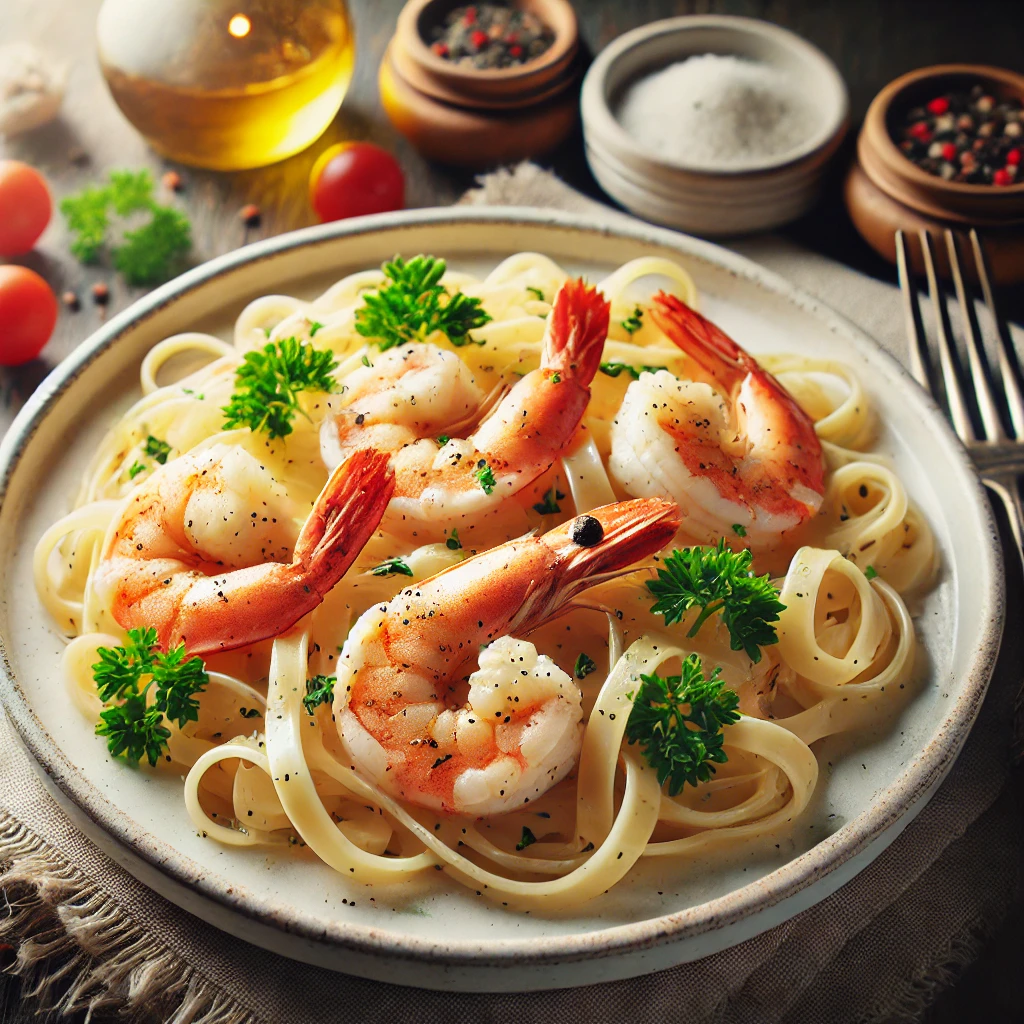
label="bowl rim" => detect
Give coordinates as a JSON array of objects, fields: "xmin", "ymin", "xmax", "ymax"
[
  {"xmin": 0, "ymin": 205, "xmax": 1003, "ymax": 969},
  {"xmin": 580, "ymin": 14, "xmax": 850, "ymax": 178},
  {"xmin": 862, "ymin": 62, "xmax": 1024, "ymax": 199}
]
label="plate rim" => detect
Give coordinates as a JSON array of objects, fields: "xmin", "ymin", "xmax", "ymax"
[{"xmin": 0, "ymin": 205, "xmax": 1005, "ymax": 967}]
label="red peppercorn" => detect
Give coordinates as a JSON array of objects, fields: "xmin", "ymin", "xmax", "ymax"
[
  {"xmin": 508, "ymin": 44, "xmax": 523, "ymax": 58},
  {"xmin": 940, "ymin": 142, "xmax": 957, "ymax": 161},
  {"xmin": 470, "ymin": 29, "xmax": 488, "ymax": 49},
  {"xmin": 926, "ymin": 97, "xmax": 950, "ymax": 115},
  {"xmin": 993, "ymin": 168, "xmax": 1012, "ymax": 186},
  {"xmin": 432, "ymin": 41, "xmax": 449, "ymax": 57},
  {"xmin": 908, "ymin": 121, "xmax": 932, "ymax": 142},
  {"xmin": 464, "ymin": 6, "xmax": 476, "ymax": 24},
  {"xmin": 1007, "ymin": 148, "xmax": 1022, "ymax": 166},
  {"xmin": 239, "ymin": 203, "xmax": 261, "ymax": 227}
]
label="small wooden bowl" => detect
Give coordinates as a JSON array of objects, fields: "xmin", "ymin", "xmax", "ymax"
[
  {"xmin": 380, "ymin": 0, "xmax": 581, "ymax": 168},
  {"xmin": 845, "ymin": 64, "xmax": 1024, "ymax": 285}
]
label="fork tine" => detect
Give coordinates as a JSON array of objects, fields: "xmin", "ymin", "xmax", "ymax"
[
  {"xmin": 896, "ymin": 230, "xmax": 931, "ymax": 390},
  {"xmin": 970, "ymin": 229, "xmax": 1024, "ymax": 438},
  {"xmin": 945, "ymin": 230, "xmax": 1006, "ymax": 441},
  {"xmin": 919, "ymin": 230, "xmax": 975, "ymax": 444}
]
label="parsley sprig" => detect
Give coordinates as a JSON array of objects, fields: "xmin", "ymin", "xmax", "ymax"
[
  {"xmin": 222, "ymin": 338, "xmax": 338, "ymax": 439},
  {"xmin": 60, "ymin": 170, "xmax": 191, "ymax": 285},
  {"xmin": 625, "ymin": 654, "xmax": 740, "ymax": 795},
  {"xmin": 93, "ymin": 627, "xmax": 208, "ymax": 766},
  {"xmin": 598, "ymin": 361, "xmax": 667, "ymax": 380},
  {"xmin": 646, "ymin": 541, "xmax": 785, "ymax": 663},
  {"xmin": 354, "ymin": 255, "xmax": 492, "ymax": 351},
  {"xmin": 303, "ymin": 675, "xmax": 336, "ymax": 714},
  {"xmin": 370, "ymin": 556, "xmax": 414, "ymax": 577}
]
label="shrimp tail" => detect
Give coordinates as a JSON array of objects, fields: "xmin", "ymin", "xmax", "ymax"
[
  {"xmin": 650, "ymin": 291, "xmax": 750, "ymax": 386},
  {"xmin": 542, "ymin": 278, "xmax": 610, "ymax": 384},
  {"xmin": 295, "ymin": 449, "xmax": 395, "ymax": 593}
]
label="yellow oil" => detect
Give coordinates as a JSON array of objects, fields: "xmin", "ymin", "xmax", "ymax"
[{"xmin": 98, "ymin": 0, "xmax": 355, "ymax": 171}]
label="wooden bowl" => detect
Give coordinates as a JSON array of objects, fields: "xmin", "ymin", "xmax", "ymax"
[
  {"xmin": 380, "ymin": 0, "xmax": 581, "ymax": 168},
  {"xmin": 845, "ymin": 64, "xmax": 1024, "ymax": 285}
]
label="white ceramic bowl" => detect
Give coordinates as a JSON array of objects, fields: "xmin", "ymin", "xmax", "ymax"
[
  {"xmin": 0, "ymin": 208, "xmax": 1001, "ymax": 991},
  {"xmin": 580, "ymin": 15, "xmax": 850, "ymax": 235}
]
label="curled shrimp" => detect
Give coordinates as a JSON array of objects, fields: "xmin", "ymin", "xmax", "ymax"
[
  {"xmin": 320, "ymin": 279, "xmax": 610, "ymax": 522},
  {"xmin": 609, "ymin": 293, "xmax": 825, "ymax": 545},
  {"xmin": 93, "ymin": 444, "xmax": 394, "ymax": 655},
  {"xmin": 334, "ymin": 497, "xmax": 681, "ymax": 815}
]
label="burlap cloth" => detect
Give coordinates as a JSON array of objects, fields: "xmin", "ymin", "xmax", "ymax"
[{"xmin": 1, "ymin": 164, "xmax": 1021, "ymax": 1023}]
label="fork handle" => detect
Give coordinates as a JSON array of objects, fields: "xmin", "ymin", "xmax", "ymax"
[{"xmin": 983, "ymin": 473, "xmax": 1024, "ymax": 568}]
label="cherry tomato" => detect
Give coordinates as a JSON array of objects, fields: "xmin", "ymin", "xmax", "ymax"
[
  {"xmin": 309, "ymin": 142, "xmax": 405, "ymax": 222},
  {"xmin": 0, "ymin": 161, "xmax": 52, "ymax": 256},
  {"xmin": 0, "ymin": 265, "xmax": 58, "ymax": 365}
]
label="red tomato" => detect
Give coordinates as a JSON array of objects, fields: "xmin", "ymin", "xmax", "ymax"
[
  {"xmin": 309, "ymin": 142, "xmax": 405, "ymax": 222},
  {"xmin": 0, "ymin": 265, "xmax": 58, "ymax": 365},
  {"xmin": 0, "ymin": 161, "xmax": 52, "ymax": 256}
]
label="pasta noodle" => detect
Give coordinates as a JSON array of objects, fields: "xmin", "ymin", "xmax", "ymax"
[{"xmin": 33, "ymin": 253, "xmax": 934, "ymax": 911}]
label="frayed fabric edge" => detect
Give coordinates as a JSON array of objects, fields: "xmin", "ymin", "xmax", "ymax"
[{"xmin": 0, "ymin": 814, "xmax": 254, "ymax": 1024}]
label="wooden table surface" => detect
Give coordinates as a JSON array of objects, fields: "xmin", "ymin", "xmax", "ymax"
[{"xmin": 1, "ymin": 0, "xmax": 1023, "ymax": 1020}]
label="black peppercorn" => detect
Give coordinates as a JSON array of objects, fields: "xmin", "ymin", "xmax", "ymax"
[{"xmin": 571, "ymin": 515, "xmax": 604, "ymax": 547}]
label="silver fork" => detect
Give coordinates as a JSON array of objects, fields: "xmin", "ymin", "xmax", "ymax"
[{"xmin": 896, "ymin": 227, "xmax": 1024, "ymax": 563}]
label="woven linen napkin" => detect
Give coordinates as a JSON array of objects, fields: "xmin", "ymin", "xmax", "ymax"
[{"xmin": 1, "ymin": 165, "xmax": 1021, "ymax": 1024}]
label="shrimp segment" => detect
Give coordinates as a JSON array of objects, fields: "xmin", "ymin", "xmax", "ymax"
[
  {"xmin": 321, "ymin": 278, "xmax": 610, "ymax": 521},
  {"xmin": 609, "ymin": 293, "xmax": 825, "ymax": 545},
  {"xmin": 94, "ymin": 446, "xmax": 394, "ymax": 655},
  {"xmin": 335, "ymin": 497, "xmax": 681, "ymax": 815}
]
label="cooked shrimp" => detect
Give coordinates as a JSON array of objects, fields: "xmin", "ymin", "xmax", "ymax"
[
  {"xmin": 334, "ymin": 497, "xmax": 681, "ymax": 815},
  {"xmin": 321, "ymin": 278, "xmax": 610, "ymax": 522},
  {"xmin": 609, "ymin": 293, "xmax": 825, "ymax": 545},
  {"xmin": 93, "ymin": 444, "xmax": 394, "ymax": 655}
]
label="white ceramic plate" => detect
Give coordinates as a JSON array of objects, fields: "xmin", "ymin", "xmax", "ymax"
[{"xmin": 0, "ymin": 208, "xmax": 1003, "ymax": 992}]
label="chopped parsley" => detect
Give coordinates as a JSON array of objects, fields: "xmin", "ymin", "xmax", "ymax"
[
  {"xmin": 620, "ymin": 306, "xmax": 644, "ymax": 334},
  {"xmin": 370, "ymin": 556, "xmax": 414, "ymax": 577},
  {"xmin": 445, "ymin": 528, "xmax": 463, "ymax": 551},
  {"xmin": 303, "ymin": 675, "xmax": 336, "ymax": 714},
  {"xmin": 532, "ymin": 485, "xmax": 565, "ymax": 516},
  {"xmin": 516, "ymin": 826, "xmax": 537, "ymax": 851},
  {"xmin": 625, "ymin": 654, "xmax": 740, "ymax": 796},
  {"xmin": 865, "ymin": 565, "xmax": 878, "ymax": 580},
  {"xmin": 128, "ymin": 461, "xmax": 146, "ymax": 480},
  {"xmin": 92, "ymin": 627, "xmax": 208, "ymax": 766},
  {"xmin": 143, "ymin": 435, "xmax": 171, "ymax": 464},
  {"xmin": 474, "ymin": 462, "xmax": 497, "ymax": 495},
  {"xmin": 574, "ymin": 652, "xmax": 597, "ymax": 680},
  {"xmin": 308, "ymin": 320, "xmax": 324, "ymax": 337},
  {"xmin": 354, "ymin": 255, "xmax": 492, "ymax": 351},
  {"xmin": 731, "ymin": 523, "xmax": 747, "ymax": 538},
  {"xmin": 525, "ymin": 286, "xmax": 545, "ymax": 301},
  {"xmin": 221, "ymin": 337, "xmax": 338, "ymax": 439},
  {"xmin": 646, "ymin": 541, "xmax": 785, "ymax": 663},
  {"xmin": 598, "ymin": 361, "xmax": 667, "ymax": 380}
]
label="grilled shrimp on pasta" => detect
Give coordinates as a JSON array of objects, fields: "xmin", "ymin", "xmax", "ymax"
[
  {"xmin": 609, "ymin": 293, "xmax": 826, "ymax": 546},
  {"xmin": 321, "ymin": 279, "xmax": 610, "ymax": 522}
]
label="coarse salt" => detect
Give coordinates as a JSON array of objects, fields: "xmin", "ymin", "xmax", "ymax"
[{"xmin": 616, "ymin": 54, "xmax": 818, "ymax": 169}]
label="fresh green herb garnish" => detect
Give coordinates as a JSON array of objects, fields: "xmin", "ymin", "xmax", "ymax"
[
  {"xmin": 731, "ymin": 523, "xmax": 747, "ymax": 538},
  {"xmin": 60, "ymin": 170, "xmax": 191, "ymax": 284},
  {"xmin": 598, "ymin": 360, "xmax": 667, "ymax": 380},
  {"xmin": 436, "ymin": 434, "xmax": 450, "ymax": 446},
  {"xmin": 221, "ymin": 338, "xmax": 338, "ymax": 439},
  {"xmin": 620, "ymin": 306, "xmax": 644, "ymax": 334},
  {"xmin": 646, "ymin": 541, "xmax": 785, "ymax": 663},
  {"xmin": 143, "ymin": 435, "xmax": 171, "ymax": 464},
  {"xmin": 532, "ymin": 485, "xmax": 565, "ymax": 516},
  {"xmin": 865, "ymin": 565, "xmax": 878, "ymax": 580},
  {"xmin": 92, "ymin": 627, "xmax": 208, "ymax": 767},
  {"xmin": 516, "ymin": 826, "xmax": 537, "ymax": 851},
  {"xmin": 354, "ymin": 255, "xmax": 492, "ymax": 351},
  {"xmin": 525, "ymin": 286, "xmax": 545, "ymax": 301},
  {"xmin": 574, "ymin": 652, "xmax": 597, "ymax": 680},
  {"xmin": 625, "ymin": 654, "xmax": 740, "ymax": 796},
  {"xmin": 370, "ymin": 556, "xmax": 414, "ymax": 578},
  {"xmin": 308, "ymin": 320, "xmax": 324, "ymax": 337},
  {"xmin": 239, "ymin": 707, "xmax": 262, "ymax": 719},
  {"xmin": 551, "ymin": 372, "xmax": 562, "ymax": 383},
  {"xmin": 474, "ymin": 462, "xmax": 497, "ymax": 495},
  {"xmin": 128, "ymin": 461, "xmax": 146, "ymax": 480},
  {"xmin": 445, "ymin": 528, "xmax": 462, "ymax": 551},
  {"xmin": 303, "ymin": 675, "xmax": 336, "ymax": 714}
]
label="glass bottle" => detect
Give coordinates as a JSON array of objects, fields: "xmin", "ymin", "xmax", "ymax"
[{"xmin": 97, "ymin": 0, "xmax": 355, "ymax": 171}]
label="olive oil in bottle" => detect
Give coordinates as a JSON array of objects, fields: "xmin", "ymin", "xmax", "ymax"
[{"xmin": 97, "ymin": 0, "xmax": 354, "ymax": 171}]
